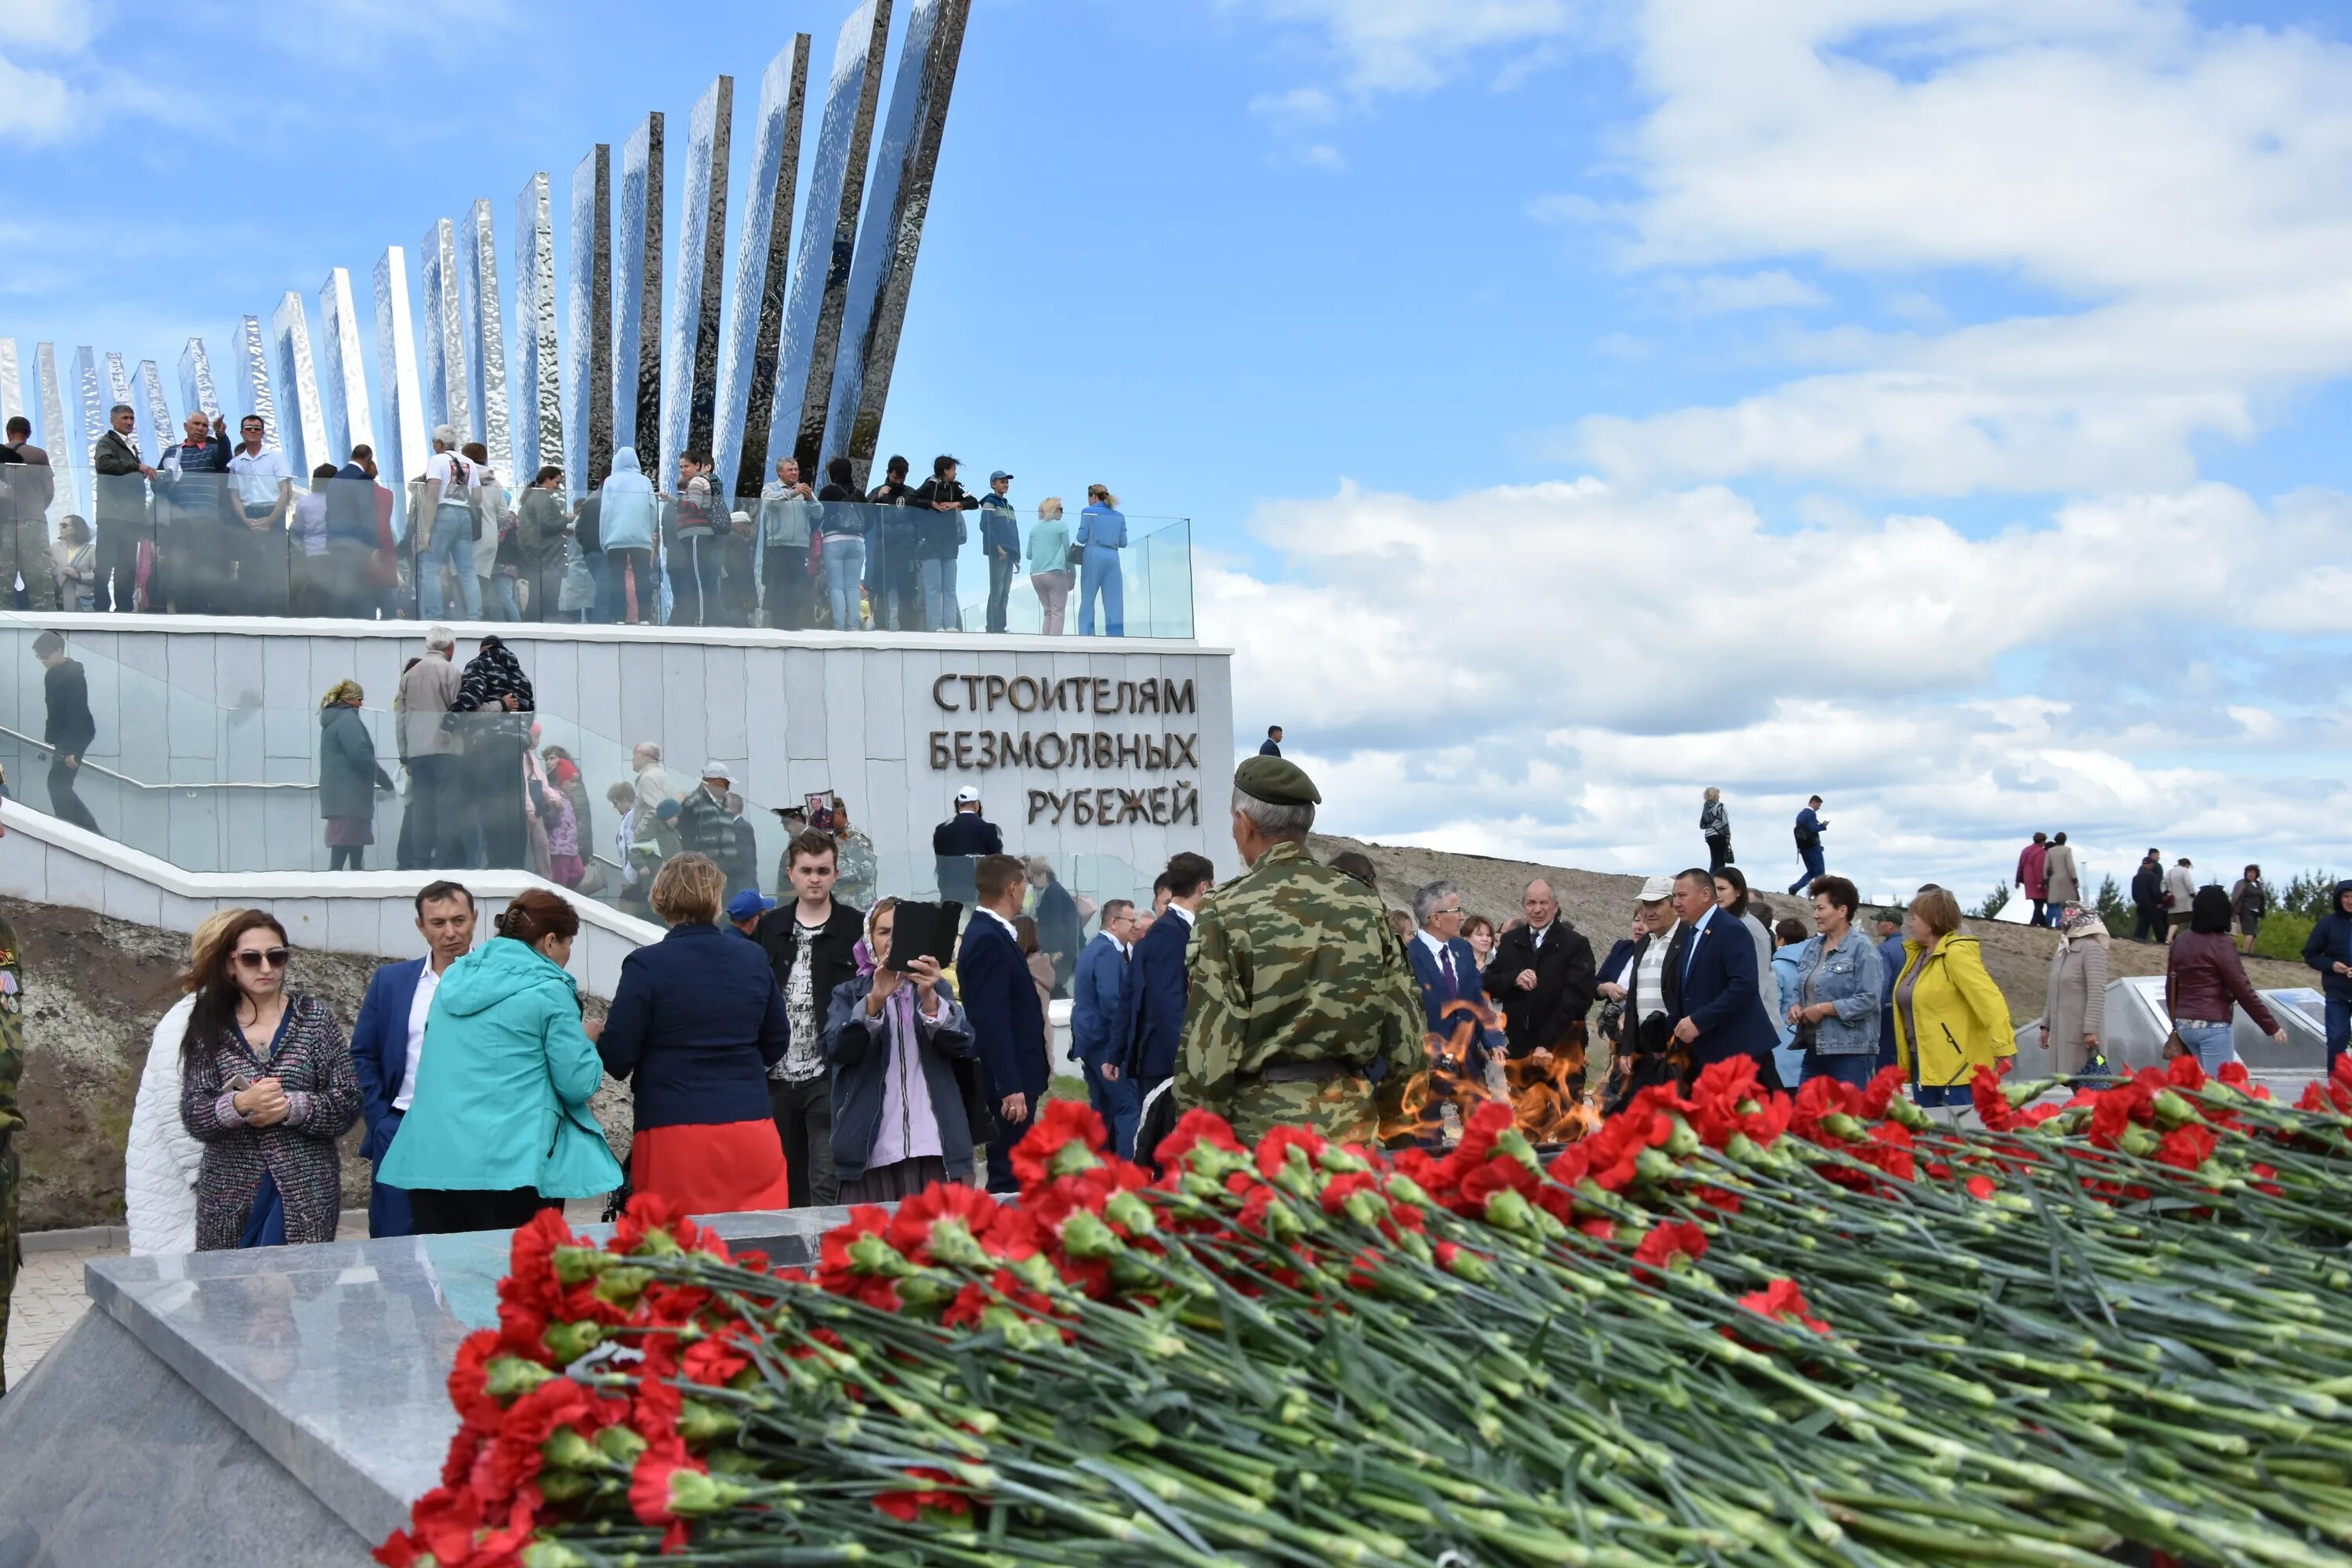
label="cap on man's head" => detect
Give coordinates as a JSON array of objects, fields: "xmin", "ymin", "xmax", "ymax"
[
  {"xmin": 955, "ymin": 785, "xmax": 982, "ymax": 805},
  {"xmin": 989, "ymin": 469, "xmax": 1012, "ymax": 484},
  {"xmin": 727, "ymin": 890, "xmax": 778, "ymax": 922},
  {"xmin": 702, "ymin": 760, "xmax": 732, "ymax": 782},
  {"xmin": 1233, "ymin": 755, "xmax": 1319, "ymax": 807},
  {"xmin": 655, "ymin": 799, "xmax": 682, "ymax": 821},
  {"xmin": 1638, "ymin": 873, "xmax": 1676, "ymax": 902}
]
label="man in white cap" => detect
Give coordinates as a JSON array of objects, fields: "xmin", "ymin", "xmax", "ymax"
[
  {"xmin": 1599, "ymin": 874, "xmax": 1683, "ymax": 1111},
  {"xmin": 933, "ymin": 784, "xmax": 1002, "ymax": 908},
  {"xmin": 678, "ymin": 760, "xmax": 750, "ymax": 895}
]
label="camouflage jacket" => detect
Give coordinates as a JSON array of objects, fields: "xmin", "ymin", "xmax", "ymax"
[
  {"xmin": 1175, "ymin": 840, "xmax": 1423, "ymax": 1120},
  {"xmin": 0, "ymin": 917, "xmax": 21, "ymax": 1142}
]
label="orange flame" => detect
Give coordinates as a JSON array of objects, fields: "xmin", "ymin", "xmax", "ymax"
[{"xmin": 1377, "ymin": 1002, "xmax": 1600, "ymax": 1148}]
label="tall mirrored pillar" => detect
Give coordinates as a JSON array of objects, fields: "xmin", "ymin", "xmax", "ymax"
[
  {"xmin": 659, "ymin": 77, "xmax": 731, "ymax": 491},
  {"xmin": 717, "ymin": 37, "xmax": 811, "ymax": 500},
  {"xmin": 271, "ymin": 292, "xmax": 328, "ymax": 473},
  {"xmin": 0, "ymin": 340, "xmax": 20, "ymax": 429},
  {"xmin": 419, "ymin": 218, "xmax": 469, "ymax": 439},
  {"xmin": 34, "ymin": 344, "xmax": 83, "ymax": 515},
  {"xmin": 615, "ymin": 112, "xmax": 665, "ymax": 466},
  {"xmin": 515, "ymin": 172, "xmax": 562, "ymax": 479},
  {"xmin": 565, "ymin": 146, "xmax": 613, "ymax": 493},
  {"xmin": 234, "ymin": 316, "xmax": 279, "ymax": 452},
  {"xmin": 466, "ymin": 200, "xmax": 512, "ymax": 473},
  {"xmin": 373, "ymin": 246, "xmax": 428, "ymax": 540},
  {"xmin": 179, "ymin": 338, "xmax": 222, "ymax": 424},
  {"xmin": 318, "ymin": 268, "xmax": 375, "ymax": 460}
]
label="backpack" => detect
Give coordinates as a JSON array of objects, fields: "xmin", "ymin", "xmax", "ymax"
[{"xmin": 1794, "ymin": 813, "xmax": 1819, "ymax": 851}]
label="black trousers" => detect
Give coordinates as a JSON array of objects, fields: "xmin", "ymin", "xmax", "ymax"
[
  {"xmin": 670, "ymin": 533, "xmax": 724, "ymax": 626},
  {"xmin": 1705, "ymin": 833, "xmax": 1732, "ymax": 874},
  {"xmin": 46, "ymin": 754, "xmax": 100, "ymax": 834},
  {"xmin": 768, "ymin": 1075, "xmax": 838, "ymax": 1208},
  {"xmin": 93, "ymin": 521, "xmax": 142, "ymax": 611},
  {"xmin": 408, "ymin": 1186, "xmax": 562, "ymax": 1235},
  {"xmin": 405, "ymin": 753, "xmax": 466, "ymax": 869},
  {"xmin": 2134, "ymin": 903, "xmax": 2166, "ymax": 942},
  {"xmin": 763, "ymin": 543, "xmax": 815, "ymax": 630}
]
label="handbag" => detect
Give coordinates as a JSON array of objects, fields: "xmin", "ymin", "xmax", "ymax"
[
  {"xmin": 557, "ymin": 541, "xmax": 597, "ymax": 612},
  {"xmin": 2160, "ymin": 965, "xmax": 2187, "ymax": 1058}
]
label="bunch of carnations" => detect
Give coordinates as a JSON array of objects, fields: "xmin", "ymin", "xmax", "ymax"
[{"xmin": 380, "ymin": 1057, "xmax": 2352, "ymax": 1568}]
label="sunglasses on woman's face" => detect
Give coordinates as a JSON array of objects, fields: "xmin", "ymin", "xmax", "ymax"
[{"xmin": 234, "ymin": 947, "xmax": 292, "ymax": 971}]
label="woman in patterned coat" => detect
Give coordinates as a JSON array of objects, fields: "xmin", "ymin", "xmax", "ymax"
[{"xmin": 178, "ymin": 910, "xmax": 361, "ymax": 1250}]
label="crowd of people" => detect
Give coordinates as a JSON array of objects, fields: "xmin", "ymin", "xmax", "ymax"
[{"xmin": 0, "ymin": 416, "xmax": 1148, "ymax": 636}]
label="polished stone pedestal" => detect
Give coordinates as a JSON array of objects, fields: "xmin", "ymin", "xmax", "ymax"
[{"xmin": 0, "ymin": 1209, "xmax": 855, "ymax": 1566}]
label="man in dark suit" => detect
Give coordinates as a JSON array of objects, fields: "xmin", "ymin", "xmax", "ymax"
[
  {"xmin": 956, "ymin": 853, "xmax": 1048, "ymax": 1192},
  {"xmin": 1259, "ymin": 725, "xmax": 1283, "ymax": 757},
  {"xmin": 90, "ymin": 403, "xmax": 154, "ymax": 612},
  {"xmin": 350, "ymin": 882, "xmax": 477, "ymax": 1237},
  {"xmin": 0, "ymin": 415, "xmax": 57, "ymax": 610},
  {"xmin": 1663, "ymin": 867, "xmax": 1780, "ymax": 1083},
  {"xmin": 932, "ymin": 786, "xmax": 1002, "ymax": 908},
  {"xmin": 1481, "ymin": 877, "xmax": 1598, "ymax": 1064},
  {"xmin": 1024, "ymin": 858, "xmax": 1083, "ymax": 997},
  {"xmin": 1123, "ymin": 852, "xmax": 1212, "ymax": 1105},
  {"xmin": 1070, "ymin": 899, "xmax": 1140, "ymax": 1156},
  {"xmin": 1405, "ymin": 880, "xmax": 1494, "ymax": 1068},
  {"xmin": 33, "ymin": 630, "xmax": 100, "ymax": 834},
  {"xmin": 323, "ymin": 452, "xmax": 381, "ymax": 617}
]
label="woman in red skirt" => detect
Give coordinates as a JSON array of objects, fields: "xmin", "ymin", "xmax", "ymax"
[{"xmin": 598, "ymin": 851, "xmax": 794, "ymax": 1215}]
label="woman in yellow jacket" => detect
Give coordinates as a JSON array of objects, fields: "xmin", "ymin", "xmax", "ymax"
[{"xmin": 1889, "ymin": 887, "xmax": 2016, "ymax": 1115}]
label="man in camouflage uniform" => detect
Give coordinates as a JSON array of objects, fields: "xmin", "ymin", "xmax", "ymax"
[
  {"xmin": 0, "ymin": 915, "xmax": 24, "ymax": 1393},
  {"xmin": 1175, "ymin": 757, "xmax": 1423, "ymax": 1144}
]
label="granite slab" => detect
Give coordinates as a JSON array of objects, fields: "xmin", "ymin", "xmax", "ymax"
[{"xmin": 84, "ymin": 1207, "xmax": 858, "ymax": 1548}]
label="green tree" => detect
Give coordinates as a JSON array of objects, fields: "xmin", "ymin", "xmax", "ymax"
[
  {"xmin": 2095, "ymin": 875, "xmax": 2130, "ymax": 938},
  {"xmin": 1973, "ymin": 881, "xmax": 2012, "ymax": 920}
]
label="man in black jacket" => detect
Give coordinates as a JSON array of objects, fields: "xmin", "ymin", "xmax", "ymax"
[
  {"xmin": 757, "ymin": 829, "xmax": 866, "ymax": 1207},
  {"xmin": 2131, "ymin": 849, "xmax": 2166, "ymax": 944},
  {"xmin": 91, "ymin": 404, "xmax": 154, "ymax": 612},
  {"xmin": 867, "ymin": 456, "xmax": 924, "ymax": 630},
  {"xmin": 677, "ymin": 763, "xmax": 746, "ymax": 893},
  {"xmin": 1481, "ymin": 878, "xmax": 1596, "ymax": 1075},
  {"xmin": 33, "ymin": 631, "xmax": 100, "ymax": 834},
  {"xmin": 912, "ymin": 455, "xmax": 978, "ymax": 632},
  {"xmin": 932, "ymin": 786, "xmax": 1002, "ymax": 907}
]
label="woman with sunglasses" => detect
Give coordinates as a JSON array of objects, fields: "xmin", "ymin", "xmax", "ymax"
[{"xmin": 178, "ymin": 911, "xmax": 361, "ymax": 1250}]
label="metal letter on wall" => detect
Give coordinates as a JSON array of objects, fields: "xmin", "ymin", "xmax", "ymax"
[
  {"xmin": 136, "ymin": 360, "xmax": 173, "ymax": 450},
  {"xmin": 565, "ymin": 145, "xmax": 613, "ymax": 492},
  {"xmin": 466, "ymin": 199, "xmax": 513, "ymax": 473},
  {"xmin": 418, "ymin": 218, "xmax": 469, "ymax": 439},
  {"xmin": 716, "ymin": 36, "xmax": 811, "ymax": 499},
  {"xmin": 825, "ymin": 0, "xmax": 971, "ymax": 485},
  {"xmin": 515, "ymin": 172, "xmax": 563, "ymax": 479},
  {"xmin": 178, "ymin": 337, "xmax": 222, "ymax": 424},
  {"xmin": 0, "ymin": 339, "xmax": 20, "ymax": 429},
  {"xmin": 235, "ymin": 315, "xmax": 278, "ymax": 453},
  {"xmin": 103, "ymin": 352, "xmax": 132, "ymax": 420},
  {"xmin": 318, "ymin": 269, "xmax": 376, "ymax": 460},
  {"xmin": 659, "ymin": 76, "xmax": 732, "ymax": 492},
  {"xmin": 74, "ymin": 348, "xmax": 103, "ymax": 465},
  {"xmin": 373, "ymin": 247, "xmax": 429, "ymax": 539},
  {"xmin": 615, "ymin": 113, "xmax": 665, "ymax": 465},
  {"xmin": 270, "ymin": 292, "xmax": 328, "ymax": 473},
  {"xmin": 767, "ymin": 0, "xmax": 892, "ymax": 477},
  {"xmin": 35, "ymin": 343, "xmax": 84, "ymax": 515}
]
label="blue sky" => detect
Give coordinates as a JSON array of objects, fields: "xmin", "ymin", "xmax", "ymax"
[{"xmin": 5, "ymin": 0, "xmax": 2352, "ymax": 909}]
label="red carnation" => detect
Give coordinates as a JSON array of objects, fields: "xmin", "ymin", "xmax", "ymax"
[
  {"xmin": 1737, "ymin": 1276, "xmax": 1831, "ymax": 1335},
  {"xmin": 887, "ymin": 1181, "xmax": 1005, "ymax": 1265},
  {"xmin": 875, "ymin": 1466, "xmax": 974, "ymax": 1523},
  {"xmin": 1858, "ymin": 1066, "xmax": 1907, "ymax": 1118},
  {"xmin": 1254, "ymin": 1123, "xmax": 1330, "ymax": 1179},
  {"xmin": 1965, "ymin": 1174, "xmax": 1996, "ymax": 1201},
  {"xmin": 1154, "ymin": 1109, "xmax": 1243, "ymax": 1167},
  {"xmin": 1632, "ymin": 1220, "xmax": 1708, "ymax": 1276},
  {"xmin": 1011, "ymin": 1099, "xmax": 1109, "ymax": 1189},
  {"xmin": 2154, "ymin": 1123, "xmax": 2219, "ymax": 1173}
]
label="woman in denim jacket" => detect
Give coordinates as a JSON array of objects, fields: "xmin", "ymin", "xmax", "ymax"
[{"xmin": 1785, "ymin": 874, "xmax": 1885, "ymax": 1087}]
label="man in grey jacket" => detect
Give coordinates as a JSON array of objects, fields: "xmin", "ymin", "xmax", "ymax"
[
  {"xmin": 0, "ymin": 417, "xmax": 56, "ymax": 611},
  {"xmin": 397, "ymin": 628, "xmax": 465, "ymax": 869}
]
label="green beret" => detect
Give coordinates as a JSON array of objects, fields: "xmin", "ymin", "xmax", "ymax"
[{"xmin": 1234, "ymin": 755, "xmax": 1320, "ymax": 807}]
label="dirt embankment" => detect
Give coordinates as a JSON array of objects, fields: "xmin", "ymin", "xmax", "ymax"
[
  {"xmin": 1308, "ymin": 834, "xmax": 2312, "ymax": 1023},
  {"xmin": 8, "ymin": 897, "xmax": 637, "ymax": 1232}
]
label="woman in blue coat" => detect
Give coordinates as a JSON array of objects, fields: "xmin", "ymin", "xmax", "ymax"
[
  {"xmin": 598, "ymin": 852, "xmax": 794, "ymax": 1215},
  {"xmin": 821, "ymin": 897, "xmax": 976, "ymax": 1201},
  {"xmin": 378, "ymin": 890, "xmax": 620, "ymax": 1233},
  {"xmin": 1074, "ymin": 483, "xmax": 1126, "ymax": 637}
]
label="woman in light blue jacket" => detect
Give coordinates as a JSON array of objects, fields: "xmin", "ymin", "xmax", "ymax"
[
  {"xmin": 1025, "ymin": 497, "xmax": 1073, "ymax": 635},
  {"xmin": 598, "ymin": 447, "xmax": 660, "ymax": 624},
  {"xmin": 1785, "ymin": 874, "xmax": 1886, "ymax": 1087},
  {"xmin": 1074, "ymin": 483, "xmax": 1126, "ymax": 637},
  {"xmin": 378, "ymin": 889, "xmax": 620, "ymax": 1232},
  {"xmin": 1768, "ymin": 918, "xmax": 1809, "ymax": 1088}
]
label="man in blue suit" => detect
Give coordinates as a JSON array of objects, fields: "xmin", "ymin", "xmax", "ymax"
[
  {"xmin": 1405, "ymin": 880, "xmax": 1495, "ymax": 1069},
  {"xmin": 1123, "ymin": 853, "xmax": 1213, "ymax": 1111},
  {"xmin": 1663, "ymin": 868, "xmax": 1781, "ymax": 1085},
  {"xmin": 956, "ymin": 853, "xmax": 1050, "ymax": 1192},
  {"xmin": 350, "ymin": 881, "xmax": 477, "ymax": 1236},
  {"xmin": 1070, "ymin": 898, "xmax": 1140, "ymax": 1156}
]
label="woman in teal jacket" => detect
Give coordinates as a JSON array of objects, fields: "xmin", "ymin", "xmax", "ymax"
[{"xmin": 379, "ymin": 889, "xmax": 620, "ymax": 1233}]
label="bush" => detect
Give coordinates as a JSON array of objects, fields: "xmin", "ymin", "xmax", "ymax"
[
  {"xmin": 2095, "ymin": 875, "xmax": 2131, "ymax": 938},
  {"xmin": 2281, "ymin": 870, "xmax": 2342, "ymax": 920},
  {"xmin": 2254, "ymin": 911, "xmax": 2316, "ymax": 966},
  {"xmin": 1973, "ymin": 881, "xmax": 2013, "ymax": 920}
]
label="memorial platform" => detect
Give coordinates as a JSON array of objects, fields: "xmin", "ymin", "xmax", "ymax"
[{"xmin": 0, "ymin": 1210, "xmax": 858, "ymax": 1567}]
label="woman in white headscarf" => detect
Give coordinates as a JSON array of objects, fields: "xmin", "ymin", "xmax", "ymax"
[
  {"xmin": 598, "ymin": 448, "xmax": 659, "ymax": 624},
  {"xmin": 2042, "ymin": 904, "xmax": 2112, "ymax": 1079}
]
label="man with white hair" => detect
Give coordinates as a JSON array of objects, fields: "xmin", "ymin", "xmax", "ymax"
[
  {"xmin": 415, "ymin": 425, "xmax": 479, "ymax": 619},
  {"xmin": 397, "ymin": 628, "xmax": 464, "ymax": 868}
]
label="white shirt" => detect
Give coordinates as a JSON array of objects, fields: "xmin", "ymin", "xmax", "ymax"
[
  {"xmin": 1168, "ymin": 903, "xmax": 1196, "ymax": 928},
  {"xmin": 393, "ymin": 962, "xmax": 444, "ymax": 1111},
  {"xmin": 228, "ymin": 445, "xmax": 292, "ymax": 508},
  {"xmin": 1415, "ymin": 927, "xmax": 1464, "ymax": 988},
  {"xmin": 1529, "ymin": 922, "xmax": 1549, "ymax": 950},
  {"xmin": 426, "ymin": 448, "xmax": 474, "ymax": 506},
  {"xmin": 977, "ymin": 906, "xmax": 1019, "ymax": 942}
]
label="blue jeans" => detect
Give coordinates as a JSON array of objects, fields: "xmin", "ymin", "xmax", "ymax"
[
  {"xmin": 418, "ymin": 510, "xmax": 480, "ymax": 619},
  {"xmin": 1788, "ymin": 847, "xmax": 1825, "ymax": 895},
  {"xmin": 1078, "ymin": 545, "xmax": 1123, "ymax": 636},
  {"xmin": 941, "ymin": 554, "xmax": 960, "ymax": 630},
  {"xmin": 1082, "ymin": 1059, "xmax": 1142, "ymax": 1160},
  {"xmin": 1803, "ymin": 1050, "xmax": 1877, "ymax": 1087},
  {"xmin": 2176, "ymin": 1020, "xmax": 2235, "ymax": 1075},
  {"xmin": 920, "ymin": 557, "xmax": 951, "ymax": 630},
  {"xmin": 2327, "ymin": 995, "xmax": 2349, "ymax": 1077},
  {"xmin": 825, "ymin": 535, "xmax": 866, "ymax": 630}
]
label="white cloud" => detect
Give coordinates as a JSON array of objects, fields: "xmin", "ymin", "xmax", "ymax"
[
  {"xmin": 0, "ymin": 0, "xmax": 98, "ymax": 52},
  {"xmin": 1249, "ymin": 85, "xmax": 1338, "ymax": 125},
  {"xmin": 1658, "ymin": 269, "xmax": 1828, "ymax": 316},
  {"xmin": 1559, "ymin": 2, "xmax": 2352, "ymax": 492},
  {"xmin": 0, "ymin": 51, "xmax": 72, "ymax": 143},
  {"xmin": 1232, "ymin": 0, "xmax": 1581, "ymax": 93},
  {"xmin": 1201, "ymin": 475, "xmax": 2352, "ymax": 896}
]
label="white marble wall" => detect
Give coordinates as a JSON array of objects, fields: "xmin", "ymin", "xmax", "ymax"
[{"xmin": 0, "ymin": 616, "xmax": 1236, "ymax": 903}]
